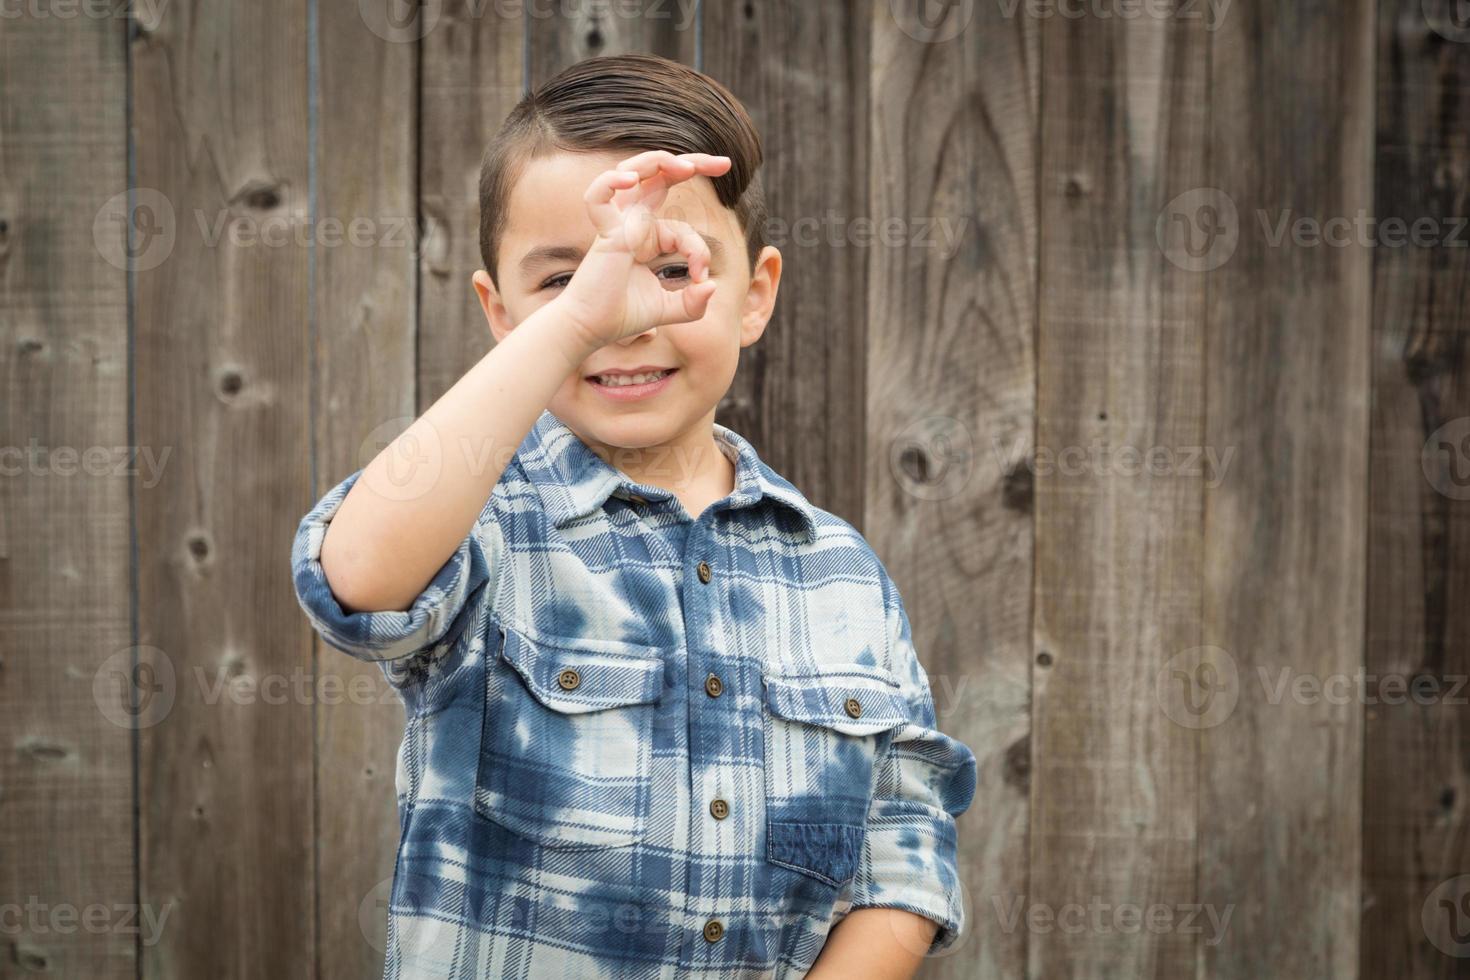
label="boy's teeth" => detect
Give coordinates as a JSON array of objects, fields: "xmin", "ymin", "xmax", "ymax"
[{"xmin": 598, "ymin": 370, "xmax": 670, "ymax": 387}]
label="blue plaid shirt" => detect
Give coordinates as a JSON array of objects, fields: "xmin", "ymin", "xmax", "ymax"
[{"xmin": 291, "ymin": 409, "xmax": 977, "ymax": 978}]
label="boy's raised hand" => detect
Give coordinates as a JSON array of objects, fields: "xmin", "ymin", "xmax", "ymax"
[{"xmin": 556, "ymin": 149, "xmax": 732, "ymax": 350}]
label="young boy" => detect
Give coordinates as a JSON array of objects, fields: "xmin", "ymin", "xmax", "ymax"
[{"xmin": 291, "ymin": 53, "xmax": 976, "ymax": 980}]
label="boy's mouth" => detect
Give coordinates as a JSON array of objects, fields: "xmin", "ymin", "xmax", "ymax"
[{"xmin": 585, "ymin": 367, "xmax": 678, "ymax": 401}]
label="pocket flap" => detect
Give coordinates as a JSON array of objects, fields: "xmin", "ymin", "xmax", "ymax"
[
  {"xmin": 763, "ymin": 669, "xmax": 909, "ymax": 736},
  {"xmin": 498, "ymin": 625, "xmax": 665, "ymax": 714}
]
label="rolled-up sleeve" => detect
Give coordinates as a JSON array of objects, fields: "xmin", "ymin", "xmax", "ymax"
[
  {"xmin": 290, "ymin": 466, "xmax": 500, "ymax": 663},
  {"xmin": 847, "ymin": 571, "xmax": 978, "ymax": 955}
]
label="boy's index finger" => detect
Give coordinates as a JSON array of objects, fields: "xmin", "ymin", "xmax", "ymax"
[
  {"xmin": 616, "ymin": 149, "xmax": 694, "ymax": 178},
  {"xmin": 685, "ymin": 153, "xmax": 732, "ymax": 173},
  {"xmin": 674, "ymin": 153, "xmax": 732, "ymax": 179},
  {"xmin": 616, "ymin": 150, "xmax": 731, "ymax": 182}
]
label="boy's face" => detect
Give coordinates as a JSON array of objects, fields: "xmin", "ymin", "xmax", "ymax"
[{"xmin": 473, "ymin": 149, "xmax": 782, "ymax": 459}]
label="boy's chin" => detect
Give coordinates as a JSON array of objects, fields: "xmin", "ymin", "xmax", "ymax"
[{"xmin": 567, "ymin": 409, "xmax": 685, "ymax": 452}]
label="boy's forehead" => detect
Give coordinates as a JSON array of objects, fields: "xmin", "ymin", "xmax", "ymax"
[{"xmin": 502, "ymin": 149, "xmax": 733, "ymax": 256}]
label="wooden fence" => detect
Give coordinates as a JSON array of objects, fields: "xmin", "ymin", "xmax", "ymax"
[{"xmin": 2, "ymin": 0, "xmax": 1467, "ymax": 977}]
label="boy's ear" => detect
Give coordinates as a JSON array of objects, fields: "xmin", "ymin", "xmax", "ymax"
[
  {"xmin": 472, "ymin": 269, "xmax": 514, "ymax": 343},
  {"xmin": 739, "ymin": 245, "xmax": 782, "ymax": 348}
]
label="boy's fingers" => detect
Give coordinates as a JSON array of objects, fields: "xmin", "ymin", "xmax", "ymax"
[
  {"xmin": 656, "ymin": 218, "xmax": 712, "ymax": 282},
  {"xmin": 600, "ymin": 152, "xmax": 733, "ymax": 232},
  {"xmin": 682, "ymin": 153, "xmax": 732, "ymax": 175},
  {"xmin": 616, "ymin": 149, "xmax": 694, "ymax": 179},
  {"xmin": 660, "ymin": 277, "xmax": 717, "ymax": 325},
  {"xmin": 585, "ymin": 168, "xmax": 642, "ymax": 235},
  {"xmin": 617, "ymin": 150, "xmax": 730, "ymax": 186}
]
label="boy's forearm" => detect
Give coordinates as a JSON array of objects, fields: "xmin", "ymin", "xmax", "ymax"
[
  {"xmin": 319, "ymin": 302, "xmax": 594, "ymax": 614},
  {"xmin": 805, "ymin": 907, "xmax": 938, "ymax": 980}
]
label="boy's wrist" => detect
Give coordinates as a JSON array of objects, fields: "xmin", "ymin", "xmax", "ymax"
[{"xmin": 513, "ymin": 298, "xmax": 602, "ymax": 376}]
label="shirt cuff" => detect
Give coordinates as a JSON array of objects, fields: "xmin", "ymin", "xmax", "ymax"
[
  {"xmin": 290, "ymin": 467, "xmax": 494, "ymax": 663},
  {"xmin": 847, "ymin": 564, "xmax": 979, "ymax": 956},
  {"xmin": 847, "ymin": 726, "xmax": 975, "ymax": 955}
]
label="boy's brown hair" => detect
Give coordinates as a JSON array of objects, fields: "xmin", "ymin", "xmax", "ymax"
[{"xmin": 478, "ymin": 53, "xmax": 768, "ymax": 290}]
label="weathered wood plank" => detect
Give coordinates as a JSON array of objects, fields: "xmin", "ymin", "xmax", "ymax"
[
  {"xmin": 132, "ymin": 0, "xmax": 315, "ymax": 974},
  {"xmin": 864, "ymin": 2, "xmax": 1038, "ymax": 976},
  {"xmin": 418, "ymin": 4, "xmax": 527, "ymax": 408},
  {"xmin": 526, "ymin": 0, "xmax": 696, "ymax": 90},
  {"xmin": 1031, "ymin": 6, "xmax": 1211, "ymax": 977},
  {"xmin": 1199, "ymin": 1, "xmax": 1374, "ymax": 976},
  {"xmin": 0, "ymin": 10, "xmax": 133, "ymax": 977},
  {"xmin": 314, "ymin": 4, "xmax": 418, "ymax": 975},
  {"xmin": 1361, "ymin": 2, "xmax": 1470, "ymax": 976},
  {"xmin": 702, "ymin": 0, "xmax": 867, "ymax": 527}
]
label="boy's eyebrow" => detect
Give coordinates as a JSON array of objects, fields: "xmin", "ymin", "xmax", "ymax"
[{"xmin": 519, "ymin": 234, "xmax": 725, "ymax": 278}]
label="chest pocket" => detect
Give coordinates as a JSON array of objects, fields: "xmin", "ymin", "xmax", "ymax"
[
  {"xmin": 476, "ymin": 623, "xmax": 665, "ymax": 849},
  {"xmin": 762, "ymin": 668, "xmax": 909, "ymax": 886}
]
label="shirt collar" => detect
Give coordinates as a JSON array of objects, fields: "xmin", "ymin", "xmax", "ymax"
[{"xmin": 521, "ymin": 409, "xmax": 818, "ymax": 543}]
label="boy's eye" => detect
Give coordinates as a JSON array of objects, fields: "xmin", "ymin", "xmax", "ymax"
[{"xmin": 539, "ymin": 264, "xmax": 692, "ymax": 292}]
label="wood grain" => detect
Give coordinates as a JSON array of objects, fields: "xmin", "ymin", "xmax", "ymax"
[
  {"xmin": 1031, "ymin": 6, "xmax": 1210, "ymax": 977},
  {"xmin": 1200, "ymin": 1, "xmax": 1374, "ymax": 976},
  {"xmin": 1361, "ymin": 2, "xmax": 1470, "ymax": 976},
  {"xmin": 313, "ymin": 4, "xmax": 418, "ymax": 976},
  {"xmin": 864, "ymin": 1, "xmax": 1038, "ymax": 977},
  {"xmin": 0, "ymin": 10, "xmax": 133, "ymax": 977},
  {"xmin": 417, "ymin": 1, "xmax": 526, "ymax": 409},
  {"xmin": 132, "ymin": 0, "xmax": 315, "ymax": 974},
  {"xmin": 702, "ymin": 0, "xmax": 867, "ymax": 527},
  {"xmin": 526, "ymin": 0, "xmax": 697, "ymax": 90}
]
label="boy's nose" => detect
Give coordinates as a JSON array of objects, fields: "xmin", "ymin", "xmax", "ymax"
[{"xmin": 615, "ymin": 327, "xmax": 658, "ymax": 345}]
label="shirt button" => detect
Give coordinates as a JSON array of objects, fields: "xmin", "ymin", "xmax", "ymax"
[
  {"xmin": 702, "ymin": 919, "xmax": 724, "ymax": 942},
  {"xmin": 844, "ymin": 696, "xmax": 862, "ymax": 718},
  {"xmin": 627, "ymin": 494, "xmax": 646, "ymax": 506},
  {"xmin": 709, "ymin": 798, "xmax": 729, "ymax": 820},
  {"xmin": 696, "ymin": 560, "xmax": 712, "ymax": 584},
  {"xmin": 558, "ymin": 668, "xmax": 581, "ymax": 691},
  {"xmin": 704, "ymin": 673, "xmax": 723, "ymax": 698}
]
